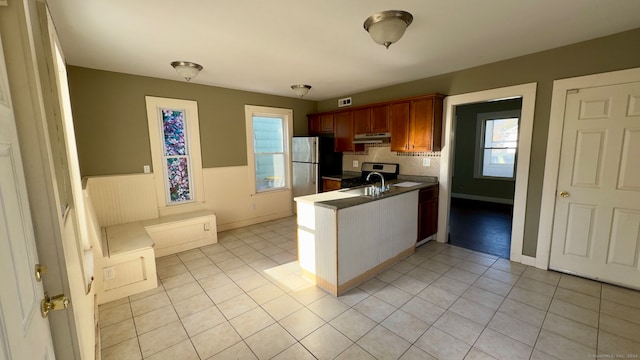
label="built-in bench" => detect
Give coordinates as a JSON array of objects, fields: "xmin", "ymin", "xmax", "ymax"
[{"xmin": 83, "ymin": 189, "xmax": 217, "ymax": 304}]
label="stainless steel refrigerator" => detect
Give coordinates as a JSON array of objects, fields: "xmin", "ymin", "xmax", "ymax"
[{"xmin": 292, "ymin": 136, "xmax": 342, "ymax": 197}]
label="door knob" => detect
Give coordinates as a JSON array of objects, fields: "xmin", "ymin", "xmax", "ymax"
[
  {"xmin": 41, "ymin": 293, "xmax": 70, "ymax": 318},
  {"xmin": 559, "ymin": 191, "xmax": 570, "ymax": 198}
]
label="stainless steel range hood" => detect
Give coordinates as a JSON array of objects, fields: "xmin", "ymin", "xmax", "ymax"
[{"xmin": 353, "ymin": 132, "xmax": 391, "ymax": 144}]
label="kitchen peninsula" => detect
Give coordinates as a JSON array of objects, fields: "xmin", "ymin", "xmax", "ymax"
[{"xmin": 294, "ymin": 180, "xmax": 437, "ymax": 296}]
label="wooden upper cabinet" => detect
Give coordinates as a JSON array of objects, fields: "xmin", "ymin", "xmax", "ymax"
[
  {"xmin": 309, "ymin": 93, "xmax": 443, "ymax": 151},
  {"xmin": 390, "ymin": 94, "xmax": 444, "ymax": 152},
  {"xmin": 390, "ymin": 102, "xmax": 410, "ymax": 152},
  {"xmin": 353, "ymin": 105, "xmax": 389, "ymax": 134},
  {"xmin": 353, "ymin": 108, "xmax": 371, "ymax": 134},
  {"xmin": 308, "ymin": 113, "xmax": 334, "ymax": 135},
  {"xmin": 320, "ymin": 114, "xmax": 334, "ymax": 133},
  {"xmin": 410, "ymin": 97, "xmax": 435, "ymax": 152},
  {"xmin": 334, "ymin": 111, "xmax": 362, "ymax": 152}
]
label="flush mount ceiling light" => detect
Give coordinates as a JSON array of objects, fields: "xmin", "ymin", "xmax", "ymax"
[
  {"xmin": 291, "ymin": 84, "xmax": 312, "ymax": 97},
  {"xmin": 170, "ymin": 61, "xmax": 203, "ymax": 81},
  {"xmin": 363, "ymin": 10, "xmax": 413, "ymax": 49}
]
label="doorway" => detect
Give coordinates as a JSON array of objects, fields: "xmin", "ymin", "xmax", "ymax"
[
  {"xmin": 448, "ymin": 99, "xmax": 522, "ymax": 258},
  {"xmin": 438, "ymin": 83, "xmax": 537, "ymax": 264}
]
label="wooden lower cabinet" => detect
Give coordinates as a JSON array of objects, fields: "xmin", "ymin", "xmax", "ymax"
[
  {"xmin": 322, "ymin": 179, "xmax": 341, "ymax": 192},
  {"xmin": 418, "ymin": 186, "xmax": 439, "ymax": 241}
]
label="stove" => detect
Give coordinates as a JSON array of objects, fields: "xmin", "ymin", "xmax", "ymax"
[{"xmin": 340, "ymin": 162, "xmax": 399, "ymax": 188}]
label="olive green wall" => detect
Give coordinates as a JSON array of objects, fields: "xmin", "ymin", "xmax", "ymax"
[
  {"xmin": 67, "ymin": 67, "xmax": 316, "ymax": 176},
  {"xmin": 452, "ymin": 99, "xmax": 522, "ymax": 200},
  {"xmin": 319, "ymin": 27, "xmax": 640, "ymax": 257}
]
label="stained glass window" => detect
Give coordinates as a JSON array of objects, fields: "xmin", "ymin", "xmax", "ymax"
[{"xmin": 161, "ymin": 108, "xmax": 192, "ymax": 203}]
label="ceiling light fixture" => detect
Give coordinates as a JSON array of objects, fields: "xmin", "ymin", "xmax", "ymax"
[
  {"xmin": 170, "ymin": 61, "xmax": 203, "ymax": 81},
  {"xmin": 291, "ymin": 84, "xmax": 312, "ymax": 97},
  {"xmin": 363, "ymin": 10, "xmax": 413, "ymax": 49}
]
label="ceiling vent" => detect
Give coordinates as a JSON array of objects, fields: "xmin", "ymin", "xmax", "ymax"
[{"xmin": 338, "ymin": 97, "xmax": 352, "ymax": 107}]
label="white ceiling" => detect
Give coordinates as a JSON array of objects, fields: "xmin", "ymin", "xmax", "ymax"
[{"xmin": 48, "ymin": 0, "xmax": 640, "ymax": 101}]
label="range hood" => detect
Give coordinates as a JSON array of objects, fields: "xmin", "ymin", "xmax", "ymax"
[{"xmin": 353, "ymin": 132, "xmax": 391, "ymax": 144}]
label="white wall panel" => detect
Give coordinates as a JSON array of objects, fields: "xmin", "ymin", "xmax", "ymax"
[
  {"xmin": 203, "ymin": 166, "xmax": 293, "ymax": 230},
  {"xmin": 85, "ymin": 174, "xmax": 158, "ymax": 226},
  {"xmin": 338, "ymin": 192, "xmax": 418, "ymax": 282}
]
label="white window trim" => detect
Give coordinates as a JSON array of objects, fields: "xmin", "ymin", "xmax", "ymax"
[
  {"xmin": 145, "ymin": 96, "xmax": 204, "ymax": 212},
  {"xmin": 474, "ymin": 110, "xmax": 521, "ymax": 181},
  {"xmin": 244, "ymin": 105, "xmax": 293, "ymax": 196}
]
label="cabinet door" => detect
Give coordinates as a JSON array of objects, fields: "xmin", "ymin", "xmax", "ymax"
[
  {"xmin": 322, "ymin": 179, "xmax": 341, "ymax": 192},
  {"xmin": 353, "ymin": 108, "xmax": 371, "ymax": 134},
  {"xmin": 334, "ymin": 111, "xmax": 356, "ymax": 152},
  {"xmin": 320, "ymin": 114, "xmax": 334, "ymax": 133},
  {"xmin": 308, "ymin": 114, "xmax": 321, "ymax": 135},
  {"xmin": 370, "ymin": 104, "xmax": 390, "ymax": 133},
  {"xmin": 418, "ymin": 187, "xmax": 439, "ymax": 241},
  {"xmin": 390, "ymin": 102, "xmax": 410, "ymax": 152},
  {"xmin": 410, "ymin": 97, "xmax": 434, "ymax": 152}
]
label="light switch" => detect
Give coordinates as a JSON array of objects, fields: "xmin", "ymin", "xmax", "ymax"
[
  {"xmin": 422, "ymin": 158, "xmax": 431, "ymax": 167},
  {"xmin": 353, "ymin": 160, "xmax": 359, "ymax": 168}
]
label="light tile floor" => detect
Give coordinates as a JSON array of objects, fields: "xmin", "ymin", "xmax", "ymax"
[{"xmin": 99, "ymin": 216, "xmax": 640, "ymax": 360}]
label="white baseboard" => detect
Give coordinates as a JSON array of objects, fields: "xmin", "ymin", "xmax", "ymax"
[{"xmin": 451, "ymin": 193, "xmax": 514, "ymax": 205}]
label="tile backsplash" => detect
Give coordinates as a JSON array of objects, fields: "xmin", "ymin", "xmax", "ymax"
[{"xmin": 342, "ymin": 144, "xmax": 440, "ymax": 177}]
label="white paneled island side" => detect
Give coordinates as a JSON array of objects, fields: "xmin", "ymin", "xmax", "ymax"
[{"xmin": 294, "ymin": 181, "xmax": 436, "ymax": 296}]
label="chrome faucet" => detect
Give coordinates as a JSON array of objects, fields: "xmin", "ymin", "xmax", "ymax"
[{"xmin": 366, "ymin": 171, "xmax": 385, "ymax": 190}]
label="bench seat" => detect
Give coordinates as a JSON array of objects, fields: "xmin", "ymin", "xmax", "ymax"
[{"xmin": 84, "ymin": 189, "xmax": 217, "ymax": 305}]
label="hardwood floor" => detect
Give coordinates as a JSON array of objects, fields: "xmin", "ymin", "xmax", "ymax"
[{"xmin": 448, "ymin": 197, "xmax": 513, "ymax": 258}]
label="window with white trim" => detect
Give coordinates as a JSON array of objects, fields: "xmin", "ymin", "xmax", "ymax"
[
  {"xmin": 245, "ymin": 105, "xmax": 292, "ymax": 194},
  {"xmin": 475, "ymin": 111, "xmax": 520, "ymax": 179},
  {"xmin": 146, "ymin": 97, "xmax": 204, "ymax": 208}
]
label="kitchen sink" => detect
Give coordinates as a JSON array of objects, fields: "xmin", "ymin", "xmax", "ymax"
[{"xmin": 340, "ymin": 185, "xmax": 389, "ymax": 197}]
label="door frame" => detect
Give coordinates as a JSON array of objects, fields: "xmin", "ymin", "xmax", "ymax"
[
  {"xmin": 0, "ymin": 0, "xmax": 85, "ymax": 358},
  {"xmin": 536, "ymin": 67, "xmax": 640, "ymax": 269},
  {"xmin": 438, "ymin": 83, "xmax": 537, "ymax": 264}
]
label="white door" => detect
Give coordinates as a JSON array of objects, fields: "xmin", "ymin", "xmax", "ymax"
[
  {"xmin": 550, "ymin": 81, "xmax": 640, "ymax": 289},
  {"xmin": 0, "ymin": 35, "xmax": 56, "ymax": 359}
]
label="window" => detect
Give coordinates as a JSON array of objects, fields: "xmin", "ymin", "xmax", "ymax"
[
  {"xmin": 476, "ymin": 111, "xmax": 520, "ymax": 179},
  {"xmin": 245, "ymin": 106, "xmax": 292, "ymax": 194},
  {"xmin": 146, "ymin": 97, "xmax": 203, "ymax": 209},
  {"xmin": 160, "ymin": 108, "xmax": 193, "ymax": 203}
]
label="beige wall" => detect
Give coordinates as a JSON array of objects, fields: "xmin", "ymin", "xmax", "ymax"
[
  {"xmin": 67, "ymin": 67, "xmax": 317, "ymax": 176},
  {"xmin": 319, "ymin": 27, "xmax": 640, "ymax": 257}
]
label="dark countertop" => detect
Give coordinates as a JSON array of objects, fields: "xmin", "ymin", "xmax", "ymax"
[{"xmin": 296, "ymin": 179, "xmax": 438, "ymax": 210}]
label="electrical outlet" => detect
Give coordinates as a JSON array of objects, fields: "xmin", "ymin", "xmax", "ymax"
[
  {"xmin": 423, "ymin": 158, "xmax": 431, "ymax": 167},
  {"xmin": 352, "ymin": 160, "xmax": 359, "ymax": 168},
  {"xmin": 143, "ymin": 165, "xmax": 151, "ymax": 173},
  {"xmin": 103, "ymin": 267, "xmax": 116, "ymax": 280}
]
